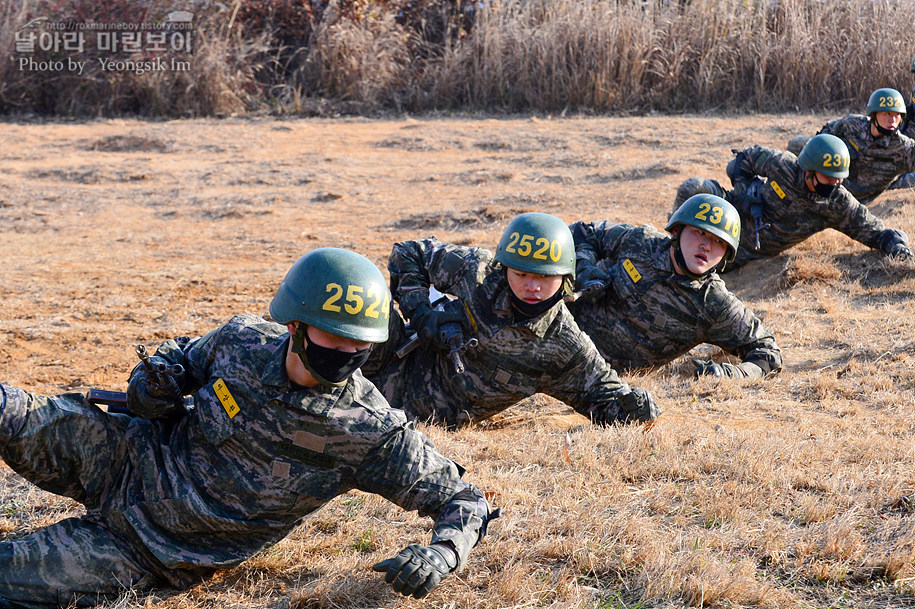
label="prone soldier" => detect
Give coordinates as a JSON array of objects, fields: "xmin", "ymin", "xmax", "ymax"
[
  {"xmin": 673, "ymin": 134, "xmax": 914, "ymax": 272},
  {"xmin": 787, "ymin": 87, "xmax": 915, "ymax": 200},
  {"xmin": 569, "ymin": 195, "xmax": 782, "ymax": 379},
  {"xmin": 903, "ymin": 55, "xmax": 915, "ymax": 137},
  {"xmin": 0, "ymin": 248, "xmax": 496, "ymax": 607},
  {"xmin": 363, "ymin": 212, "xmax": 661, "ymax": 429}
]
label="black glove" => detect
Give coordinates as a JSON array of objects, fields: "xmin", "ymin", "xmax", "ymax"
[
  {"xmin": 725, "ymin": 149, "xmax": 753, "ymax": 187},
  {"xmin": 888, "ymin": 242, "xmax": 914, "ymax": 260},
  {"xmin": 372, "ymin": 543, "xmax": 458, "ymax": 599},
  {"xmin": 692, "ymin": 359, "xmax": 724, "ymax": 378},
  {"xmin": 409, "ymin": 302, "xmax": 468, "ymax": 351},
  {"xmin": 692, "ymin": 359, "xmax": 756, "ymax": 379},
  {"xmin": 879, "ymin": 228, "xmax": 914, "ymax": 259},
  {"xmin": 618, "ymin": 388, "xmax": 660, "ymax": 423},
  {"xmin": 126, "ymin": 357, "xmax": 184, "ymax": 419},
  {"xmin": 575, "ymin": 263, "xmax": 610, "ymax": 290},
  {"xmin": 573, "ymin": 265, "xmax": 612, "ymax": 303}
]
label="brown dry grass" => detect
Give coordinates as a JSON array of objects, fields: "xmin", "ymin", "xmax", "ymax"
[{"xmin": 1, "ymin": 113, "xmax": 915, "ymax": 608}]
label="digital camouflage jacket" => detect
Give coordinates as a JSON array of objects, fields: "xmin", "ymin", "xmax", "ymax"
[
  {"xmin": 818, "ymin": 114, "xmax": 915, "ymax": 203},
  {"xmin": 568, "ymin": 222, "xmax": 782, "ymax": 377},
  {"xmin": 0, "ymin": 315, "xmax": 491, "ymax": 580},
  {"xmin": 364, "ymin": 238, "xmax": 652, "ymax": 428},
  {"xmin": 719, "ymin": 145, "xmax": 892, "ymax": 269}
]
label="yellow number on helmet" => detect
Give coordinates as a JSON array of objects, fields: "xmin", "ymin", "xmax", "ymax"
[{"xmin": 322, "ymin": 283, "xmax": 343, "ymax": 312}]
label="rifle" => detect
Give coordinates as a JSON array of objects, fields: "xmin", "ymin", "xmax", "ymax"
[
  {"xmin": 564, "ymin": 280, "xmax": 608, "ymax": 304},
  {"xmin": 395, "ymin": 298, "xmax": 478, "ymax": 374},
  {"xmin": 135, "ymin": 344, "xmax": 185, "ymax": 392},
  {"xmin": 748, "ymin": 203, "xmax": 770, "ymax": 251},
  {"xmin": 86, "ymin": 388, "xmax": 131, "ymax": 414},
  {"xmin": 86, "ymin": 344, "xmax": 188, "ymax": 415}
]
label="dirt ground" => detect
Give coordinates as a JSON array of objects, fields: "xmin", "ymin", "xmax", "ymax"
[
  {"xmin": 3, "ymin": 112, "xmax": 913, "ymax": 396},
  {"xmin": 0, "ymin": 112, "xmax": 871, "ymax": 391},
  {"xmin": 2, "ymin": 113, "xmax": 915, "ymax": 608}
]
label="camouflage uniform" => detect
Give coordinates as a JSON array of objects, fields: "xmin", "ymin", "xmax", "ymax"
[
  {"xmin": 817, "ymin": 114, "xmax": 915, "ymax": 201},
  {"xmin": 364, "ymin": 238, "xmax": 655, "ymax": 428},
  {"xmin": 0, "ymin": 315, "xmax": 491, "ymax": 608},
  {"xmin": 567, "ymin": 222, "xmax": 782, "ymax": 377},
  {"xmin": 674, "ymin": 145, "xmax": 902, "ymax": 271}
]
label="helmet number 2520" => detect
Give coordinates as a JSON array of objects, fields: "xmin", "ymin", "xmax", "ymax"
[{"xmin": 504, "ymin": 232, "xmax": 563, "ymax": 262}]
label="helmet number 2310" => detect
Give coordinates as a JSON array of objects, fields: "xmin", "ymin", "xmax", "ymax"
[
  {"xmin": 821, "ymin": 153, "xmax": 849, "ymax": 170},
  {"xmin": 504, "ymin": 232, "xmax": 563, "ymax": 261},
  {"xmin": 322, "ymin": 283, "xmax": 390, "ymax": 319},
  {"xmin": 694, "ymin": 203, "xmax": 740, "ymax": 238}
]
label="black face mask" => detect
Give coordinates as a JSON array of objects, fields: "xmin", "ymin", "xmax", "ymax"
[
  {"xmin": 810, "ymin": 172, "xmax": 838, "ymax": 199},
  {"xmin": 509, "ymin": 289, "xmax": 563, "ymax": 319},
  {"xmin": 291, "ymin": 325, "xmax": 372, "ymax": 387}
]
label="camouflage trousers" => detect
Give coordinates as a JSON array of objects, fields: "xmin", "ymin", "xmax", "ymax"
[
  {"xmin": 887, "ymin": 171, "xmax": 915, "ymax": 192},
  {"xmin": 0, "ymin": 385, "xmax": 203, "ymax": 608}
]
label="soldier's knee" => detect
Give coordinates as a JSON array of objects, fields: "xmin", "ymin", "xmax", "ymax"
[
  {"xmin": 673, "ymin": 177, "xmax": 713, "ymax": 213},
  {"xmin": 786, "ymin": 136, "xmax": 808, "ymax": 156}
]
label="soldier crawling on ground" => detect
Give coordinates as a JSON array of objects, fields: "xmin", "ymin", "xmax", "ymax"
[
  {"xmin": 568, "ymin": 194, "xmax": 783, "ymax": 380},
  {"xmin": 903, "ymin": 55, "xmax": 915, "ymax": 137},
  {"xmin": 673, "ymin": 134, "xmax": 914, "ymax": 272},
  {"xmin": 0, "ymin": 248, "xmax": 497, "ymax": 608},
  {"xmin": 787, "ymin": 87, "xmax": 915, "ymax": 200},
  {"xmin": 362, "ymin": 212, "xmax": 660, "ymax": 429}
]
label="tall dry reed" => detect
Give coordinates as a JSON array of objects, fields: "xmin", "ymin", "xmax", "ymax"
[{"xmin": 1, "ymin": 0, "xmax": 914, "ymax": 116}]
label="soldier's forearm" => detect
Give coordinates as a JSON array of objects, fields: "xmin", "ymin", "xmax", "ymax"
[{"xmin": 430, "ymin": 486, "xmax": 494, "ymax": 568}]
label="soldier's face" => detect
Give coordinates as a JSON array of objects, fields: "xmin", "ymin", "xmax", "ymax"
[
  {"xmin": 875, "ymin": 111, "xmax": 903, "ymax": 131},
  {"xmin": 505, "ymin": 268, "xmax": 564, "ymax": 303},
  {"xmin": 677, "ymin": 226, "xmax": 727, "ymax": 275}
]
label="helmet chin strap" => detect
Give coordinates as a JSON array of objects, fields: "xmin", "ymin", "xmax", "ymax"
[
  {"xmin": 871, "ymin": 116, "xmax": 898, "ymax": 136},
  {"xmin": 671, "ymin": 234, "xmax": 717, "ymax": 280}
]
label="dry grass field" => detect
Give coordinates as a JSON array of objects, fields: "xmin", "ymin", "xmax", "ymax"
[{"xmin": 1, "ymin": 112, "xmax": 915, "ymax": 608}]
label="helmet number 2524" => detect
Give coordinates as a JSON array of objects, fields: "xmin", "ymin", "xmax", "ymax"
[{"xmin": 322, "ymin": 283, "xmax": 390, "ymax": 319}]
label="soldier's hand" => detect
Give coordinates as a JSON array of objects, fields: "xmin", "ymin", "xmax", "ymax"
[
  {"xmin": 410, "ymin": 303, "xmax": 468, "ymax": 351},
  {"xmin": 692, "ymin": 359, "xmax": 753, "ymax": 379},
  {"xmin": 888, "ymin": 242, "xmax": 914, "ymax": 260},
  {"xmin": 372, "ymin": 543, "xmax": 458, "ymax": 599},
  {"xmin": 618, "ymin": 388, "xmax": 660, "ymax": 424},
  {"xmin": 692, "ymin": 359, "xmax": 723, "ymax": 378},
  {"xmin": 575, "ymin": 264, "xmax": 610, "ymax": 290},
  {"xmin": 878, "ymin": 228, "xmax": 913, "ymax": 260},
  {"xmin": 126, "ymin": 358, "xmax": 184, "ymax": 419}
]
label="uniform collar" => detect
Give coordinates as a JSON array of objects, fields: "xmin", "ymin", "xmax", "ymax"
[{"xmin": 260, "ymin": 334, "xmax": 295, "ymax": 389}]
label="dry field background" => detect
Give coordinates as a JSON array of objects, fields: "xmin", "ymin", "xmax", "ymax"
[{"xmin": 1, "ymin": 112, "xmax": 915, "ymax": 608}]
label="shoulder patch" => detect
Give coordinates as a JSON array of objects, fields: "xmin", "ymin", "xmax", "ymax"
[
  {"xmin": 622, "ymin": 258, "xmax": 642, "ymax": 283},
  {"xmin": 769, "ymin": 180, "xmax": 786, "ymax": 199},
  {"xmin": 213, "ymin": 378, "xmax": 240, "ymax": 418}
]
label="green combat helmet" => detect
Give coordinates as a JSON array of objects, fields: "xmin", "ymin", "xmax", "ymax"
[
  {"xmin": 495, "ymin": 212, "xmax": 576, "ymax": 279},
  {"xmin": 665, "ymin": 193, "xmax": 740, "ymax": 263},
  {"xmin": 797, "ymin": 133, "xmax": 850, "ymax": 179},
  {"xmin": 270, "ymin": 247, "xmax": 390, "ymax": 343},
  {"xmin": 866, "ymin": 88, "xmax": 907, "ymax": 117}
]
